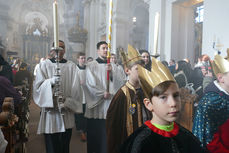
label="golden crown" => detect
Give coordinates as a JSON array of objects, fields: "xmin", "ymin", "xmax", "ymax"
[
  {"xmin": 120, "ymin": 45, "xmax": 142, "ymax": 68},
  {"xmin": 138, "ymin": 57, "xmax": 175, "ymax": 98},
  {"xmin": 212, "ymin": 54, "xmax": 229, "ymax": 75}
]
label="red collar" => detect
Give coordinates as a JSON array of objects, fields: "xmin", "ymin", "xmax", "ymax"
[{"xmin": 144, "ymin": 120, "xmax": 179, "ymax": 137}]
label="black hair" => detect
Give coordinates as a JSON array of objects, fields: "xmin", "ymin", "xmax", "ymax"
[
  {"xmin": 77, "ymin": 52, "xmax": 85, "ymax": 58},
  {"xmin": 87, "ymin": 57, "xmax": 93, "ymax": 61},
  {"xmin": 52, "ymin": 40, "xmax": 65, "ymax": 49},
  {"xmin": 96, "ymin": 41, "xmax": 107, "ymax": 50},
  {"xmin": 161, "ymin": 60, "xmax": 169, "ymax": 68},
  {"xmin": 139, "ymin": 49, "xmax": 152, "ymax": 71},
  {"xmin": 176, "ymin": 60, "xmax": 193, "ymax": 82}
]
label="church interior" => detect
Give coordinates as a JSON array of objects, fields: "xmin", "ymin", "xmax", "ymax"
[{"xmin": 1, "ymin": 0, "xmax": 229, "ymax": 152}]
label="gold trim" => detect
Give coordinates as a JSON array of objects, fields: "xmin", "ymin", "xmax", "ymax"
[
  {"xmin": 121, "ymin": 82, "xmax": 143, "ymax": 136},
  {"xmin": 121, "ymin": 85, "xmax": 133, "ymax": 136}
]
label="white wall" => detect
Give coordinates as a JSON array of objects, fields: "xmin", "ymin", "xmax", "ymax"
[{"xmin": 202, "ymin": 0, "xmax": 229, "ymax": 59}]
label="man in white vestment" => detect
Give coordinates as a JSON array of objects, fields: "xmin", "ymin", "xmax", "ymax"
[
  {"xmin": 33, "ymin": 40, "xmax": 82, "ymax": 153},
  {"xmin": 84, "ymin": 41, "xmax": 126, "ymax": 153},
  {"xmin": 0, "ymin": 128, "xmax": 7, "ymax": 153},
  {"xmin": 74, "ymin": 52, "xmax": 87, "ymax": 141}
]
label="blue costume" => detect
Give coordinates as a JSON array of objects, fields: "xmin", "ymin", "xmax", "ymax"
[{"xmin": 193, "ymin": 81, "xmax": 229, "ymax": 152}]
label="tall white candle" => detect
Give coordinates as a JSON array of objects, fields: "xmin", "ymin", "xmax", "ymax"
[
  {"xmin": 53, "ymin": 0, "xmax": 59, "ymax": 48},
  {"xmin": 153, "ymin": 12, "xmax": 160, "ymax": 55}
]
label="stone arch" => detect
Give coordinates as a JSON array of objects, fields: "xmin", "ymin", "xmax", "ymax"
[{"xmin": 25, "ymin": 11, "xmax": 49, "ymax": 36}]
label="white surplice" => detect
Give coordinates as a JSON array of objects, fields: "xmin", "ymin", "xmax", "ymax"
[
  {"xmin": 76, "ymin": 66, "xmax": 86, "ymax": 104},
  {"xmin": 33, "ymin": 59, "xmax": 82, "ymax": 134},
  {"xmin": 84, "ymin": 60, "xmax": 126, "ymax": 119},
  {"xmin": 0, "ymin": 128, "xmax": 7, "ymax": 153}
]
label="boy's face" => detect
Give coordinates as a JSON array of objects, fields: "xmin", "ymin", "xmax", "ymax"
[
  {"xmin": 146, "ymin": 83, "xmax": 181, "ymax": 125},
  {"xmin": 110, "ymin": 55, "xmax": 117, "ymax": 63},
  {"xmin": 126, "ymin": 64, "xmax": 139, "ymax": 84},
  {"xmin": 78, "ymin": 56, "xmax": 86, "ymax": 65}
]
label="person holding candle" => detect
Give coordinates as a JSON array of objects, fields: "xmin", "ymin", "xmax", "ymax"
[
  {"xmin": 83, "ymin": 41, "xmax": 126, "ymax": 153},
  {"xmin": 33, "ymin": 40, "xmax": 83, "ymax": 153}
]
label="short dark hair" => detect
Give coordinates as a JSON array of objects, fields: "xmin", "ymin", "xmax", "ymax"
[
  {"xmin": 77, "ymin": 52, "xmax": 85, "ymax": 58},
  {"xmin": 97, "ymin": 41, "xmax": 107, "ymax": 50},
  {"xmin": 139, "ymin": 50, "xmax": 149, "ymax": 55},
  {"xmin": 150, "ymin": 81, "xmax": 176, "ymax": 98},
  {"xmin": 170, "ymin": 59, "xmax": 175, "ymax": 63},
  {"xmin": 52, "ymin": 40, "xmax": 65, "ymax": 49},
  {"xmin": 87, "ymin": 57, "xmax": 93, "ymax": 61}
]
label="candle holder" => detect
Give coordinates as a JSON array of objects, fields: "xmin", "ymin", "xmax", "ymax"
[{"xmin": 51, "ymin": 47, "xmax": 64, "ymax": 115}]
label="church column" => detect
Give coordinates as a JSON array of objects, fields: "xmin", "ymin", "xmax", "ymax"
[
  {"xmin": 171, "ymin": 2, "xmax": 195, "ymax": 64},
  {"xmin": 148, "ymin": 0, "xmax": 162, "ymax": 56},
  {"xmin": 88, "ymin": 0, "xmax": 97, "ymax": 58},
  {"xmin": 149, "ymin": 0, "xmax": 175, "ymax": 61},
  {"xmin": 83, "ymin": 0, "xmax": 90, "ymax": 57},
  {"xmin": 112, "ymin": 0, "xmax": 131, "ymax": 52},
  {"xmin": 0, "ymin": 3, "xmax": 10, "ymax": 39}
]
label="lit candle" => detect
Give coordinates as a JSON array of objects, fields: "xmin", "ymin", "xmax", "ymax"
[
  {"xmin": 53, "ymin": 0, "xmax": 59, "ymax": 48},
  {"xmin": 153, "ymin": 12, "xmax": 160, "ymax": 55}
]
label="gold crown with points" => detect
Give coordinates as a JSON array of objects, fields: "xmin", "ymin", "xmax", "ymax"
[
  {"xmin": 212, "ymin": 54, "xmax": 229, "ymax": 75},
  {"xmin": 120, "ymin": 45, "xmax": 142, "ymax": 68},
  {"xmin": 138, "ymin": 57, "xmax": 175, "ymax": 98}
]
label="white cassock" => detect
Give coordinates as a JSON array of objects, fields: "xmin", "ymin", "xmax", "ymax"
[
  {"xmin": 33, "ymin": 59, "xmax": 82, "ymax": 134},
  {"xmin": 76, "ymin": 66, "xmax": 86, "ymax": 105},
  {"xmin": 84, "ymin": 60, "xmax": 126, "ymax": 119}
]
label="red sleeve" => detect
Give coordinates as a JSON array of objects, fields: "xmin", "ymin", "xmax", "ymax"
[{"xmin": 207, "ymin": 118, "xmax": 229, "ymax": 153}]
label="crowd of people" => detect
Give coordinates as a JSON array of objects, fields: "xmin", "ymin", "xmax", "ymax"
[{"xmin": 0, "ymin": 40, "xmax": 229, "ymax": 153}]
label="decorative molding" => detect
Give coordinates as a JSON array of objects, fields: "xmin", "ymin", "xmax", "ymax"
[{"xmin": 25, "ymin": 12, "xmax": 48, "ymax": 36}]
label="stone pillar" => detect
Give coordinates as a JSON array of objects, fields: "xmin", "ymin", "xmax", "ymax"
[
  {"xmin": 149, "ymin": 0, "xmax": 196, "ymax": 64},
  {"xmin": 89, "ymin": 0, "xmax": 96, "ymax": 58},
  {"xmin": 112, "ymin": 0, "xmax": 131, "ymax": 52},
  {"xmin": 83, "ymin": 0, "xmax": 90, "ymax": 57},
  {"xmin": 171, "ymin": 2, "xmax": 195, "ymax": 65},
  {"xmin": 0, "ymin": 3, "xmax": 10, "ymax": 45}
]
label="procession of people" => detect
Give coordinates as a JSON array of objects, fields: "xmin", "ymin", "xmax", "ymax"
[{"xmin": 1, "ymin": 1, "xmax": 229, "ymax": 153}]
